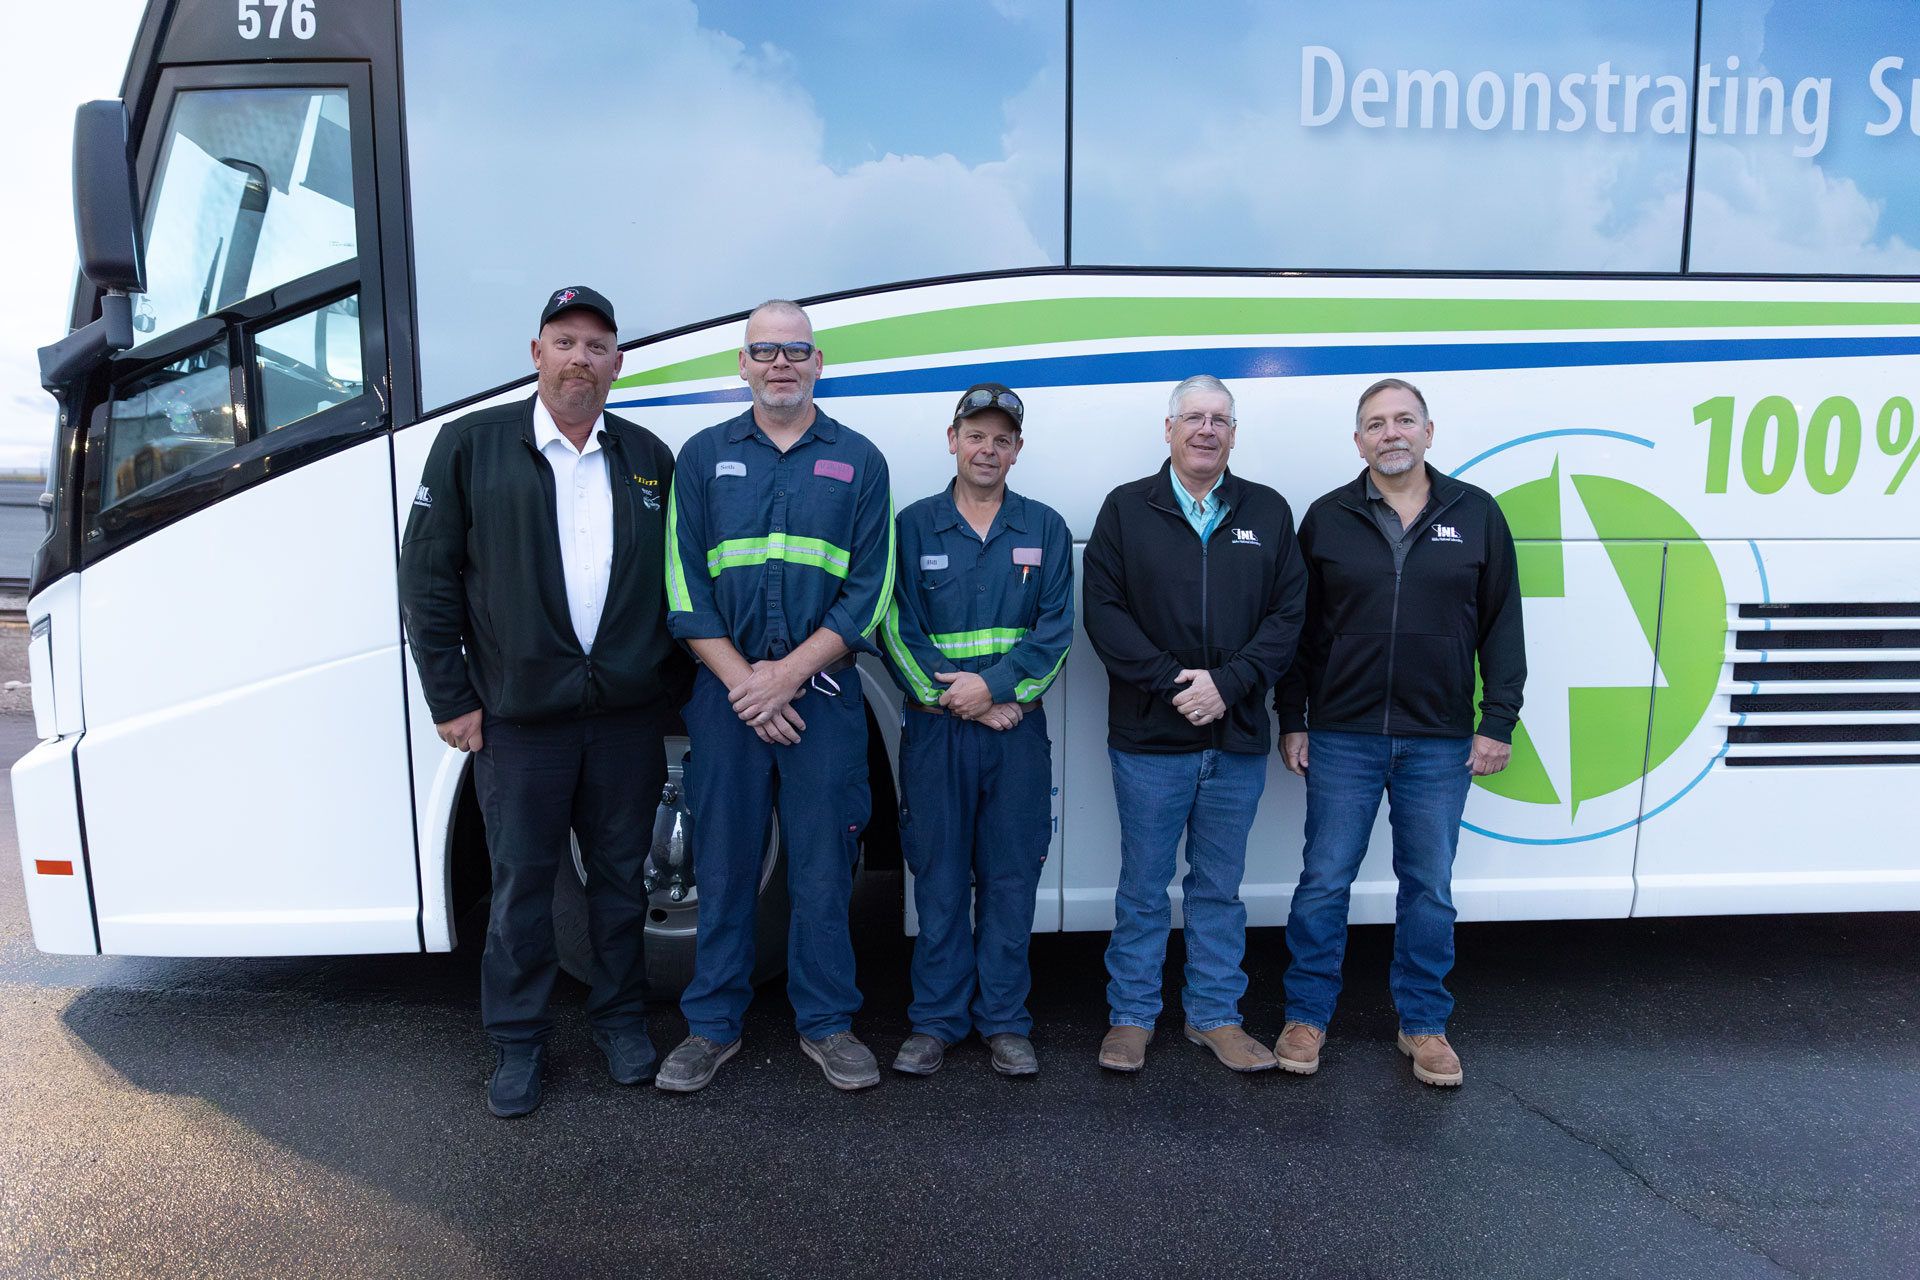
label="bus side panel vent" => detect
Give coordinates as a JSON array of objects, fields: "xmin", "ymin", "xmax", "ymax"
[{"xmin": 1721, "ymin": 604, "xmax": 1920, "ymax": 768}]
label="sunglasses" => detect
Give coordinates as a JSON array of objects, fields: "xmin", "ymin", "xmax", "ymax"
[
  {"xmin": 744, "ymin": 341, "xmax": 817, "ymax": 363},
  {"xmin": 956, "ymin": 387, "xmax": 1024, "ymax": 424}
]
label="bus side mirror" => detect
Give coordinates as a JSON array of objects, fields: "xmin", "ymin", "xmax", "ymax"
[
  {"xmin": 73, "ymin": 99, "xmax": 144, "ymax": 295},
  {"xmin": 39, "ymin": 99, "xmax": 144, "ymax": 391}
]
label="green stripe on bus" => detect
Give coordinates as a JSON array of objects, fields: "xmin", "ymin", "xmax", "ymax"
[
  {"xmin": 705, "ymin": 533, "xmax": 852, "ymax": 578},
  {"xmin": 612, "ymin": 296, "xmax": 1920, "ymax": 389},
  {"xmin": 929, "ymin": 627, "xmax": 1026, "ymax": 657}
]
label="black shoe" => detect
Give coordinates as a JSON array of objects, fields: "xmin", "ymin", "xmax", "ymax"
[
  {"xmin": 799, "ymin": 1031, "xmax": 881, "ymax": 1091},
  {"xmin": 986, "ymin": 1032, "xmax": 1040, "ymax": 1077},
  {"xmin": 891, "ymin": 1032, "xmax": 946, "ymax": 1076},
  {"xmin": 592, "ymin": 1026, "xmax": 659, "ymax": 1086},
  {"xmin": 488, "ymin": 1044, "xmax": 547, "ymax": 1118},
  {"xmin": 655, "ymin": 1034, "xmax": 740, "ymax": 1093}
]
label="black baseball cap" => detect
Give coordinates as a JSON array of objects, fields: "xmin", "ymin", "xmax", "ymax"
[
  {"xmin": 539, "ymin": 285, "xmax": 617, "ymax": 334},
  {"xmin": 953, "ymin": 382, "xmax": 1025, "ymax": 430}
]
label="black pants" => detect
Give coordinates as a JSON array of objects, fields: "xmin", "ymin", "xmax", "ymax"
[{"xmin": 472, "ymin": 708, "xmax": 667, "ymax": 1046}]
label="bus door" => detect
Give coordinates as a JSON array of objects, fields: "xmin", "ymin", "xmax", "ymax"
[{"xmin": 56, "ymin": 47, "xmax": 420, "ymax": 955}]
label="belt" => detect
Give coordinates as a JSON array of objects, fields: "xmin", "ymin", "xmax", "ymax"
[
  {"xmin": 819, "ymin": 652, "xmax": 858, "ymax": 676},
  {"xmin": 909, "ymin": 696, "xmax": 1042, "ymax": 716}
]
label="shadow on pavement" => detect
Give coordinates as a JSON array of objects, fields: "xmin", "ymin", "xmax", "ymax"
[{"xmin": 49, "ymin": 866, "xmax": 1920, "ymax": 1279}]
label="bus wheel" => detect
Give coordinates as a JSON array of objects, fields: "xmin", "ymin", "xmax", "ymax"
[{"xmin": 552, "ymin": 737, "xmax": 789, "ymax": 997}]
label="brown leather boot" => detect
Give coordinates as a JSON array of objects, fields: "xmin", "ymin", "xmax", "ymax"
[
  {"xmin": 1184, "ymin": 1023, "xmax": 1277, "ymax": 1072},
  {"xmin": 1273, "ymin": 1022, "xmax": 1324, "ymax": 1076},
  {"xmin": 1397, "ymin": 1031, "xmax": 1463, "ymax": 1087},
  {"xmin": 1098, "ymin": 1025, "xmax": 1153, "ymax": 1072}
]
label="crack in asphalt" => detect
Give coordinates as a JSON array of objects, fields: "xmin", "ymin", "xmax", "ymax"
[{"xmin": 1489, "ymin": 1077, "xmax": 1807, "ymax": 1278}]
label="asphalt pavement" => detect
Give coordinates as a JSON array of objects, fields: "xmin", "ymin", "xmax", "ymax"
[{"xmin": 3, "ymin": 709, "xmax": 1917, "ymax": 1278}]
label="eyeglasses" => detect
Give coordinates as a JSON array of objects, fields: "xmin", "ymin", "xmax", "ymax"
[
  {"xmin": 956, "ymin": 387, "xmax": 1024, "ymax": 424},
  {"xmin": 744, "ymin": 341, "xmax": 817, "ymax": 363},
  {"xmin": 1176, "ymin": 412, "xmax": 1235, "ymax": 429}
]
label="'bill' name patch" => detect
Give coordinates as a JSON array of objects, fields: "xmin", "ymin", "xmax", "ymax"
[
  {"xmin": 814, "ymin": 459, "xmax": 854, "ymax": 483},
  {"xmin": 1012, "ymin": 546, "xmax": 1043, "ymax": 566},
  {"xmin": 715, "ymin": 460, "xmax": 746, "ymax": 478},
  {"xmin": 919, "ymin": 554, "xmax": 949, "ymax": 571}
]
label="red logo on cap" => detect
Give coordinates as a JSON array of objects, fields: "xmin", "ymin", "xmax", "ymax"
[{"xmin": 554, "ymin": 289, "xmax": 577, "ymax": 306}]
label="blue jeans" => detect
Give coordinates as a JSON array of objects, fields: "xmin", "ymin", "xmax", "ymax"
[
  {"xmin": 678, "ymin": 666, "xmax": 869, "ymax": 1043},
  {"xmin": 1284, "ymin": 730, "xmax": 1474, "ymax": 1036},
  {"xmin": 900, "ymin": 706, "xmax": 1052, "ymax": 1043},
  {"xmin": 1105, "ymin": 748, "xmax": 1268, "ymax": 1031}
]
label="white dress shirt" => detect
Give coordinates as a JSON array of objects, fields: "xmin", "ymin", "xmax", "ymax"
[{"xmin": 532, "ymin": 397, "xmax": 613, "ymax": 652}]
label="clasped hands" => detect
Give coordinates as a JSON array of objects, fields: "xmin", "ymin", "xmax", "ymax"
[
  {"xmin": 1172, "ymin": 668, "xmax": 1225, "ymax": 727},
  {"xmin": 933, "ymin": 670, "xmax": 1023, "ymax": 730}
]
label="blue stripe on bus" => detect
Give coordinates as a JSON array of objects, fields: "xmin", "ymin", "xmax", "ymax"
[{"xmin": 608, "ymin": 333, "xmax": 1920, "ymax": 410}]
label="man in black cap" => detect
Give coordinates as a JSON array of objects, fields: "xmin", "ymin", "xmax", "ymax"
[
  {"xmin": 879, "ymin": 383, "xmax": 1073, "ymax": 1077},
  {"xmin": 400, "ymin": 286, "xmax": 689, "ymax": 1117}
]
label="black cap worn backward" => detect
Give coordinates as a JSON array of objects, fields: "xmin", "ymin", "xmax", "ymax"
[
  {"xmin": 540, "ymin": 285, "xmax": 617, "ymax": 334},
  {"xmin": 954, "ymin": 381, "xmax": 1025, "ymax": 429}
]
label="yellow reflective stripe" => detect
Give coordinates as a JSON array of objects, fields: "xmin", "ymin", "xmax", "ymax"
[
  {"xmin": 862, "ymin": 494, "xmax": 896, "ymax": 639},
  {"xmin": 881, "ymin": 598, "xmax": 941, "ymax": 705},
  {"xmin": 665, "ymin": 476, "xmax": 693, "ymax": 612},
  {"xmin": 928, "ymin": 627, "xmax": 1026, "ymax": 657},
  {"xmin": 1015, "ymin": 648, "xmax": 1069, "ymax": 702},
  {"xmin": 704, "ymin": 534, "xmax": 852, "ymax": 578}
]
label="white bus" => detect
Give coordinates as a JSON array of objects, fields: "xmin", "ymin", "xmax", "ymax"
[{"xmin": 17, "ymin": 0, "xmax": 1919, "ymax": 988}]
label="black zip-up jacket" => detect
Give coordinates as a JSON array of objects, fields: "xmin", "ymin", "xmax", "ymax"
[
  {"xmin": 1083, "ymin": 462, "xmax": 1307, "ymax": 754},
  {"xmin": 1275, "ymin": 465, "xmax": 1525, "ymax": 742},
  {"xmin": 399, "ymin": 394, "xmax": 691, "ymax": 724}
]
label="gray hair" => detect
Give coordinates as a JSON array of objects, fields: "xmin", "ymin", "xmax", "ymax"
[
  {"xmin": 1355, "ymin": 377, "xmax": 1429, "ymax": 427},
  {"xmin": 1168, "ymin": 374, "xmax": 1235, "ymax": 420},
  {"xmin": 744, "ymin": 298, "xmax": 812, "ymax": 339}
]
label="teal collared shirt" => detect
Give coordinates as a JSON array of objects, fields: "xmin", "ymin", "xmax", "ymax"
[{"xmin": 1171, "ymin": 472, "xmax": 1230, "ymax": 541}]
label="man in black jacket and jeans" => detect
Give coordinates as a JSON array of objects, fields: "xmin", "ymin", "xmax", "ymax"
[
  {"xmin": 1083, "ymin": 375, "xmax": 1307, "ymax": 1075},
  {"xmin": 1273, "ymin": 377, "xmax": 1524, "ymax": 1089},
  {"xmin": 400, "ymin": 286, "xmax": 689, "ymax": 1117}
]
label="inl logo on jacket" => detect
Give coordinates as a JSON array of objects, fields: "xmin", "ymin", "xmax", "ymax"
[
  {"xmin": 1231, "ymin": 527, "xmax": 1260, "ymax": 546},
  {"xmin": 1430, "ymin": 523, "xmax": 1463, "ymax": 543}
]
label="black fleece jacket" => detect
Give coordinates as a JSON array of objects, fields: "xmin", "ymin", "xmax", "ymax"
[
  {"xmin": 1276, "ymin": 465, "xmax": 1525, "ymax": 742},
  {"xmin": 1083, "ymin": 462, "xmax": 1307, "ymax": 754},
  {"xmin": 399, "ymin": 394, "xmax": 691, "ymax": 724}
]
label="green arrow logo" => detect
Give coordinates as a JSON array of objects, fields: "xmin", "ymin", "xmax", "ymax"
[{"xmin": 1476, "ymin": 461, "xmax": 1726, "ymax": 815}]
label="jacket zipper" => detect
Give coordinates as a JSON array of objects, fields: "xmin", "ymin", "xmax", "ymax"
[{"xmin": 1335, "ymin": 487, "xmax": 1464, "ymax": 735}]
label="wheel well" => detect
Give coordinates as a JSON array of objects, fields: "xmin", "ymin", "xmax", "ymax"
[
  {"xmin": 862, "ymin": 702, "xmax": 902, "ymax": 869},
  {"xmin": 448, "ymin": 763, "xmax": 491, "ymax": 928},
  {"xmin": 443, "ymin": 707, "xmax": 901, "ymax": 906}
]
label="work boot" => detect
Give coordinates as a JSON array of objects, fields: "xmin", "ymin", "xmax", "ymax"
[
  {"xmin": 986, "ymin": 1032, "xmax": 1039, "ymax": 1077},
  {"xmin": 892, "ymin": 1033, "xmax": 946, "ymax": 1076},
  {"xmin": 487, "ymin": 1043, "xmax": 547, "ymax": 1118},
  {"xmin": 1273, "ymin": 1022, "xmax": 1325, "ymax": 1076},
  {"xmin": 654, "ymin": 1034, "xmax": 740, "ymax": 1093},
  {"xmin": 591, "ymin": 1026, "xmax": 659, "ymax": 1086},
  {"xmin": 800, "ymin": 1031, "xmax": 881, "ymax": 1091},
  {"xmin": 1397, "ymin": 1031, "xmax": 1464, "ymax": 1087},
  {"xmin": 1098, "ymin": 1025, "xmax": 1152, "ymax": 1073},
  {"xmin": 1184, "ymin": 1023, "xmax": 1277, "ymax": 1072}
]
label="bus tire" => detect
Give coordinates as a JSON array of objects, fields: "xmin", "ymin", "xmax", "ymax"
[{"xmin": 552, "ymin": 737, "xmax": 789, "ymax": 997}]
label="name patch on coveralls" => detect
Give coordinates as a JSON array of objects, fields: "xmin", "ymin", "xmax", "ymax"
[
  {"xmin": 814, "ymin": 459, "xmax": 855, "ymax": 483},
  {"xmin": 1011, "ymin": 547, "xmax": 1043, "ymax": 566}
]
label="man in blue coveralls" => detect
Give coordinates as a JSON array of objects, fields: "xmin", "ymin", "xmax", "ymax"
[
  {"xmin": 655, "ymin": 299, "xmax": 896, "ymax": 1093},
  {"xmin": 880, "ymin": 383, "xmax": 1074, "ymax": 1078}
]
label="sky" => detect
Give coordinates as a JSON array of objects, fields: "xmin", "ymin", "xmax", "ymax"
[
  {"xmin": 0, "ymin": 0, "xmax": 147, "ymax": 475},
  {"xmin": 403, "ymin": 0, "xmax": 1066, "ymax": 410},
  {"xmin": 5, "ymin": 0, "xmax": 1915, "ymax": 463}
]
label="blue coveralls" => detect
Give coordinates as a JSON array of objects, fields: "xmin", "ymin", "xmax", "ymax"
[
  {"xmin": 666, "ymin": 408, "xmax": 895, "ymax": 1043},
  {"xmin": 880, "ymin": 483, "xmax": 1074, "ymax": 1042}
]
